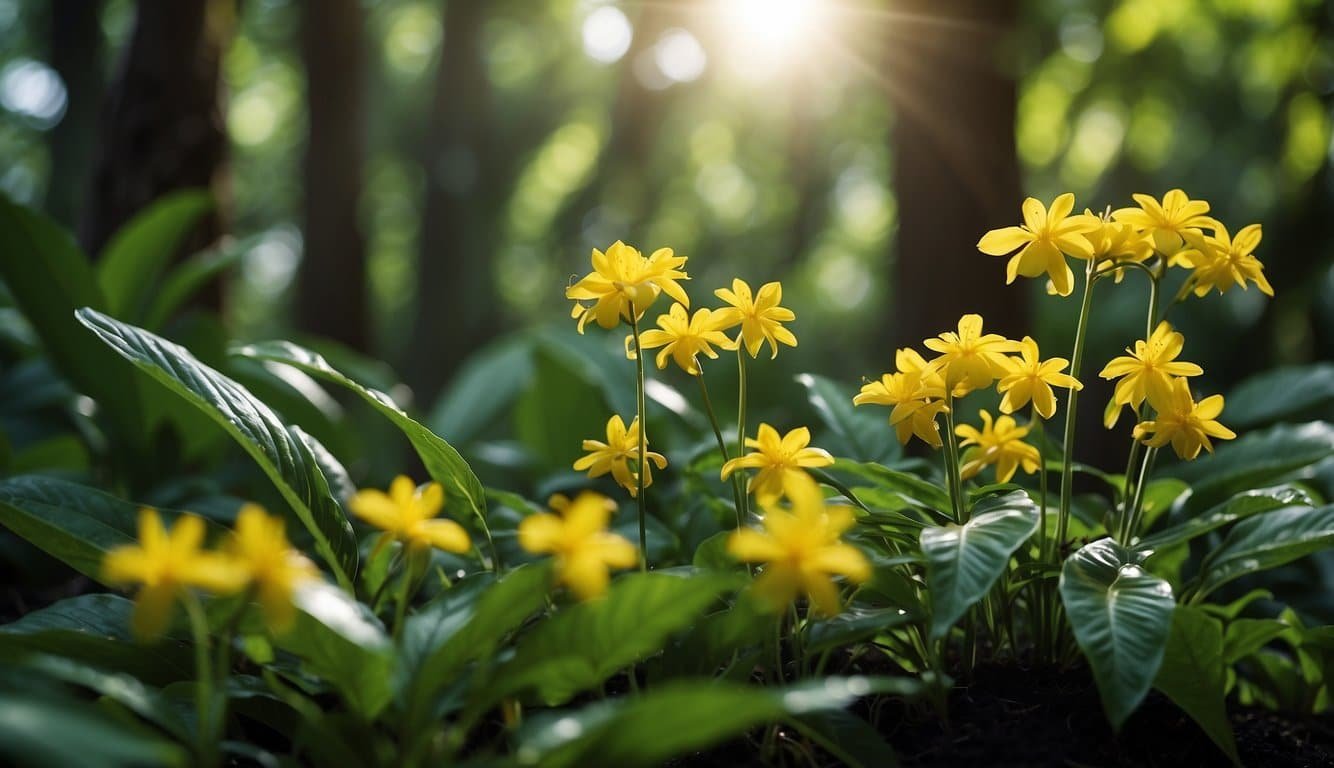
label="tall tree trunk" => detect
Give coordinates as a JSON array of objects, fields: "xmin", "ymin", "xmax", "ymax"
[
  {"xmin": 46, "ymin": 0, "xmax": 105, "ymax": 229},
  {"xmin": 296, "ymin": 0, "xmax": 368, "ymax": 352},
  {"xmin": 884, "ymin": 0, "xmax": 1027, "ymax": 347},
  {"xmin": 80, "ymin": 0, "xmax": 231, "ymax": 306},
  {"xmin": 407, "ymin": 0, "xmax": 493, "ymax": 401}
]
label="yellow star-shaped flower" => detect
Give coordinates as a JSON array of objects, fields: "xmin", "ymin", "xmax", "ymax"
[
  {"xmin": 572, "ymin": 415, "xmax": 667, "ymax": 497},
  {"xmin": 632, "ymin": 303, "xmax": 733, "ymax": 375},
  {"xmin": 997, "ymin": 336, "xmax": 1082, "ymax": 420},
  {"xmin": 923, "ymin": 314, "xmax": 1019, "ymax": 395},
  {"xmin": 1098, "ymin": 321, "xmax": 1203, "ymax": 427},
  {"xmin": 976, "ymin": 193, "xmax": 1100, "ymax": 296},
  {"xmin": 226, "ymin": 504, "xmax": 321, "ymax": 633},
  {"xmin": 518, "ymin": 492, "xmax": 638, "ymax": 600},
  {"xmin": 1111, "ymin": 189, "xmax": 1212, "ymax": 258},
  {"xmin": 566, "ymin": 241, "xmax": 690, "ymax": 332},
  {"xmin": 721, "ymin": 424, "xmax": 834, "ymax": 504},
  {"xmin": 348, "ymin": 476, "xmax": 471, "ymax": 556},
  {"xmin": 1133, "ymin": 378, "xmax": 1236, "ymax": 460},
  {"xmin": 956, "ymin": 410, "xmax": 1041, "ymax": 484},
  {"xmin": 711, "ymin": 279, "xmax": 798, "ymax": 359}
]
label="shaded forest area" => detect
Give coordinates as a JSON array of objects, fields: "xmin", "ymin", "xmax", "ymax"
[{"xmin": 4, "ymin": 0, "xmax": 1332, "ymax": 411}]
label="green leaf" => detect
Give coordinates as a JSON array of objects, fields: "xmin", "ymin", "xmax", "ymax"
[
  {"xmin": 1193, "ymin": 503, "xmax": 1334, "ymax": 599},
  {"xmin": 481, "ymin": 571, "xmax": 733, "ymax": 707},
  {"xmin": 1223, "ymin": 618, "xmax": 1290, "ymax": 664},
  {"xmin": 515, "ymin": 676, "xmax": 915, "ymax": 768},
  {"xmin": 143, "ymin": 235, "xmax": 252, "ymax": 330},
  {"xmin": 792, "ymin": 708, "xmax": 901, "ymax": 768},
  {"xmin": 1153, "ymin": 606, "xmax": 1239, "ymax": 765},
  {"xmin": 75, "ymin": 309, "xmax": 357, "ymax": 586},
  {"xmin": 232, "ymin": 340, "xmax": 491, "ymax": 563},
  {"xmin": 1060, "ymin": 538, "xmax": 1175, "ymax": 729},
  {"xmin": 11, "ymin": 653, "xmax": 191, "ymax": 742},
  {"xmin": 0, "ymin": 475, "xmax": 139, "ymax": 579},
  {"xmin": 1167, "ymin": 422, "xmax": 1334, "ymax": 515},
  {"xmin": 402, "ymin": 563, "xmax": 550, "ymax": 719},
  {"xmin": 428, "ymin": 334, "xmax": 534, "ymax": 445},
  {"xmin": 1138, "ymin": 485, "xmax": 1315, "ymax": 552},
  {"xmin": 96, "ymin": 189, "xmax": 212, "ymax": 319},
  {"xmin": 276, "ymin": 582, "xmax": 395, "ymax": 718},
  {"xmin": 654, "ymin": 599, "xmax": 772, "ymax": 680},
  {"xmin": 921, "ymin": 490, "xmax": 1038, "ymax": 639},
  {"xmin": 797, "ymin": 373, "xmax": 899, "ymax": 463},
  {"xmin": 804, "ymin": 606, "xmax": 916, "ymax": 654},
  {"xmin": 0, "ymin": 196, "xmax": 144, "ymax": 457},
  {"xmin": 829, "ymin": 458, "xmax": 951, "ymax": 520},
  {"xmin": 1226, "ymin": 364, "xmax": 1334, "ymax": 429}
]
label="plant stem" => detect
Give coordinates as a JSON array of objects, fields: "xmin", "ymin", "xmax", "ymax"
[
  {"xmin": 182, "ymin": 592, "xmax": 219, "ymax": 768},
  {"xmin": 1030, "ymin": 406, "xmax": 1052, "ymax": 662},
  {"xmin": 1123, "ymin": 446, "xmax": 1159, "ymax": 543},
  {"xmin": 736, "ymin": 348, "xmax": 751, "ymax": 523},
  {"xmin": 1056, "ymin": 261, "xmax": 1097, "ymax": 558},
  {"xmin": 697, "ymin": 373, "xmax": 746, "ymax": 530},
  {"xmin": 941, "ymin": 396, "xmax": 965, "ymax": 523},
  {"xmin": 629, "ymin": 306, "xmax": 649, "ymax": 571}
]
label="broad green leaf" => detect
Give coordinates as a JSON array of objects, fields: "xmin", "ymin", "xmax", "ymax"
[
  {"xmin": 1167, "ymin": 422, "xmax": 1334, "ymax": 515},
  {"xmin": 1193, "ymin": 503, "xmax": 1334, "ymax": 599},
  {"xmin": 276, "ymin": 582, "xmax": 395, "ymax": 718},
  {"xmin": 654, "ymin": 599, "xmax": 772, "ymax": 680},
  {"xmin": 797, "ymin": 373, "xmax": 899, "ymax": 464},
  {"xmin": 0, "ymin": 671, "xmax": 188, "ymax": 768},
  {"xmin": 793, "ymin": 708, "xmax": 901, "ymax": 768},
  {"xmin": 96, "ymin": 189, "xmax": 212, "ymax": 318},
  {"xmin": 143, "ymin": 235, "xmax": 251, "ymax": 330},
  {"xmin": 515, "ymin": 676, "xmax": 916, "ymax": 768},
  {"xmin": 0, "ymin": 196, "xmax": 144, "ymax": 457},
  {"xmin": 0, "ymin": 594, "xmax": 194, "ymax": 685},
  {"xmin": 829, "ymin": 458, "xmax": 951, "ymax": 519},
  {"xmin": 232, "ymin": 340, "xmax": 491, "ymax": 563},
  {"xmin": 402, "ymin": 563, "xmax": 550, "ymax": 720},
  {"xmin": 75, "ymin": 309, "xmax": 357, "ymax": 586},
  {"xmin": 1060, "ymin": 538, "xmax": 1175, "ymax": 729},
  {"xmin": 1152, "ymin": 606, "xmax": 1239, "ymax": 765},
  {"xmin": 428, "ymin": 334, "xmax": 534, "ymax": 445},
  {"xmin": 480, "ymin": 572, "xmax": 733, "ymax": 707},
  {"xmin": 1226, "ymin": 364, "xmax": 1334, "ymax": 429},
  {"xmin": 1223, "ymin": 618, "xmax": 1289, "ymax": 664},
  {"xmin": 515, "ymin": 342, "xmax": 612, "ymax": 471},
  {"xmin": 1138, "ymin": 485, "xmax": 1314, "ymax": 552},
  {"xmin": 804, "ymin": 606, "xmax": 916, "ymax": 654},
  {"xmin": 11, "ymin": 652, "xmax": 191, "ymax": 741},
  {"xmin": 921, "ymin": 491, "xmax": 1038, "ymax": 639}
]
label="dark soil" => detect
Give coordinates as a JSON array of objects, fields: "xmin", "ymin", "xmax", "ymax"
[{"xmin": 672, "ymin": 663, "xmax": 1334, "ymax": 767}]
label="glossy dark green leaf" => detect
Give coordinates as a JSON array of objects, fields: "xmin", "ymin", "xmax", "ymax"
[
  {"xmin": 143, "ymin": 235, "xmax": 251, "ymax": 330},
  {"xmin": 96, "ymin": 189, "xmax": 212, "ymax": 318},
  {"xmin": 11, "ymin": 652, "xmax": 191, "ymax": 741},
  {"xmin": 75, "ymin": 309, "xmax": 357, "ymax": 586},
  {"xmin": 480, "ymin": 572, "xmax": 733, "ymax": 707},
  {"xmin": 515, "ymin": 676, "xmax": 916, "ymax": 768},
  {"xmin": 0, "ymin": 475, "xmax": 138, "ymax": 579},
  {"xmin": 1138, "ymin": 485, "xmax": 1314, "ymax": 552},
  {"xmin": 803, "ymin": 606, "xmax": 916, "ymax": 654},
  {"xmin": 276, "ymin": 582, "xmax": 395, "ymax": 718},
  {"xmin": 1223, "ymin": 618, "xmax": 1289, "ymax": 664},
  {"xmin": 1225, "ymin": 364, "xmax": 1334, "ymax": 429},
  {"xmin": 1060, "ymin": 538, "xmax": 1175, "ymax": 729},
  {"xmin": 921, "ymin": 491, "xmax": 1038, "ymax": 639},
  {"xmin": 428, "ymin": 334, "xmax": 534, "ymax": 445},
  {"xmin": 1194, "ymin": 503, "xmax": 1334, "ymax": 599},
  {"xmin": 797, "ymin": 373, "xmax": 899, "ymax": 463},
  {"xmin": 1167, "ymin": 422, "xmax": 1334, "ymax": 515},
  {"xmin": 654, "ymin": 599, "xmax": 772, "ymax": 680},
  {"xmin": 1152, "ymin": 606, "xmax": 1238, "ymax": 765},
  {"xmin": 232, "ymin": 340, "xmax": 491, "ymax": 562},
  {"xmin": 829, "ymin": 458, "xmax": 951, "ymax": 519},
  {"xmin": 0, "ymin": 196, "xmax": 144, "ymax": 456}
]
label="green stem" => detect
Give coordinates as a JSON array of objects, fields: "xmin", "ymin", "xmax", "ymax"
[
  {"xmin": 736, "ymin": 348, "xmax": 751, "ymax": 523},
  {"xmin": 1030, "ymin": 406, "xmax": 1051, "ymax": 662},
  {"xmin": 1123, "ymin": 446, "xmax": 1159, "ymax": 544},
  {"xmin": 941, "ymin": 396, "xmax": 965, "ymax": 523},
  {"xmin": 182, "ymin": 592, "xmax": 219, "ymax": 768},
  {"xmin": 1056, "ymin": 260, "xmax": 1097, "ymax": 558},
  {"xmin": 629, "ymin": 308, "xmax": 649, "ymax": 571},
  {"xmin": 697, "ymin": 373, "xmax": 745, "ymax": 530}
]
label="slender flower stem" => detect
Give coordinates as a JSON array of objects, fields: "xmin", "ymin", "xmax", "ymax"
[
  {"xmin": 736, "ymin": 349, "xmax": 751, "ymax": 523},
  {"xmin": 182, "ymin": 592, "xmax": 219, "ymax": 768},
  {"xmin": 1056, "ymin": 261, "xmax": 1098, "ymax": 557},
  {"xmin": 697, "ymin": 373, "xmax": 746, "ymax": 529},
  {"xmin": 1123, "ymin": 446, "xmax": 1159, "ymax": 543},
  {"xmin": 941, "ymin": 397, "xmax": 965, "ymax": 523},
  {"xmin": 629, "ymin": 307, "xmax": 649, "ymax": 571},
  {"xmin": 1031, "ymin": 406, "xmax": 1049, "ymax": 560}
]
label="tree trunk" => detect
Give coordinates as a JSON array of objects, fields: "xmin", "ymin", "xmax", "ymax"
[
  {"xmin": 885, "ymin": 0, "xmax": 1027, "ymax": 347},
  {"xmin": 46, "ymin": 0, "xmax": 105, "ymax": 229},
  {"xmin": 407, "ymin": 0, "xmax": 493, "ymax": 401},
  {"xmin": 296, "ymin": 0, "xmax": 369, "ymax": 352},
  {"xmin": 80, "ymin": 0, "xmax": 231, "ymax": 306}
]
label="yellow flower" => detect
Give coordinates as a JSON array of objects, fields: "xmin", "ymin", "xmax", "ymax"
[
  {"xmin": 1179, "ymin": 223, "xmax": 1273, "ymax": 298},
  {"xmin": 1098, "ymin": 321, "xmax": 1203, "ymax": 427},
  {"xmin": 923, "ymin": 314, "xmax": 1019, "ymax": 394},
  {"xmin": 997, "ymin": 336, "xmax": 1082, "ymax": 420},
  {"xmin": 956, "ymin": 410, "xmax": 1041, "ymax": 484},
  {"xmin": 567, "ymin": 241, "xmax": 690, "ymax": 333},
  {"xmin": 727, "ymin": 473, "xmax": 870, "ymax": 616},
  {"xmin": 348, "ymin": 476, "xmax": 471, "ymax": 555},
  {"xmin": 721, "ymin": 424, "xmax": 834, "ymax": 504},
  {"xmin": 572, "ymin": 415, "xmax": 667, "ymax": 497},
  {"xmin": 1132, "ymin": 378, "xmax": 1236, "ymax": 460},
  {"xmin": 894, "ymin": 347, "xmax": 946, "ymax": 389},
  {"xmin": 226, "ymin": 505, "xmax": 321, "ymax": 633},
  {"xmin": 103, "ymin": 510, "xmax": 247, "ymax": 639},
  {"xmin": 976, "ymin": 193, "xmax": 1099, "ymax": 296},
  {"xmin": 518, "ymin": 492, "xmax": 638, "ymax": 600},
  {"xmin": 853, "ymin": 370, "xmax": 949, "ymax": 448},
  {"xmin": 1111, "ymin": 189, "xmax": 1212, "ymax": 258},
  {"xmin": 1081, "ymin": 217, "xmax": 1153, "ymax": 283},
  {"xmin": 632, "ymin": 302, "xmax": 733, "ymax": 375},
  {"xmin": 711, "ymin": 279, "xmax": 797, "ymax": 358}
]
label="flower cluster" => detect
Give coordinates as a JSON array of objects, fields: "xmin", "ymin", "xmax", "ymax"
[{"xmin": 103, "ymin": 505, "xmax": 319, "ymax": 639}]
